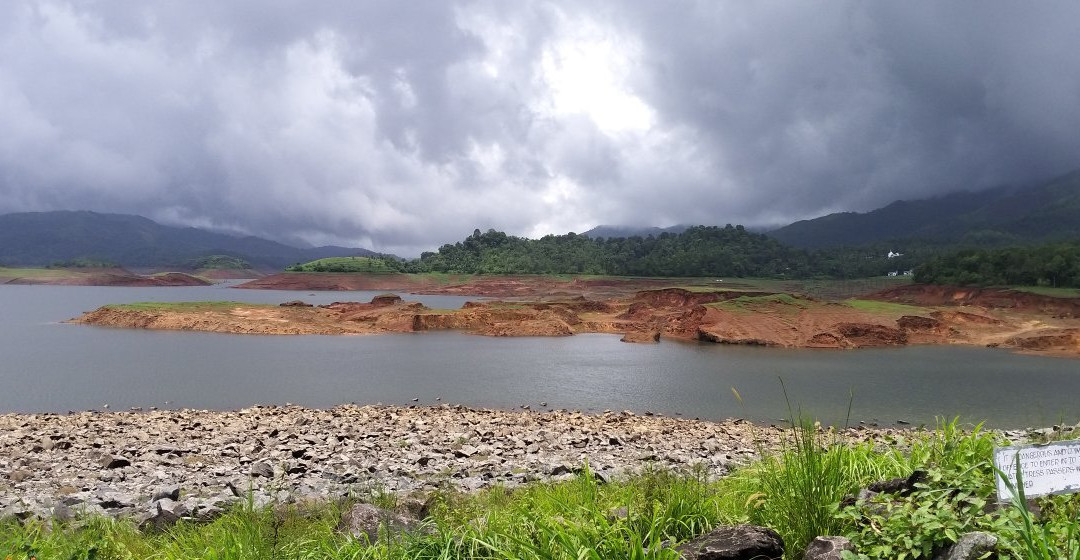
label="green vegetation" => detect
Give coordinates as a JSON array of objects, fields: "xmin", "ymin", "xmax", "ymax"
[
  {"xmin": 373, "ymin": 227, "xmax": 929, "ymax": 279},
  {"xmin": 105, "ymin": 301, "xmax": 263, "ymax": 312},
  {"xmin": 287, "ymin": 256, "xmax": 401, "ymax": 274},
  {"xmin": 0, "ymin": 267, "xmax": 81, "ymax": 278},
  {"xmin": 914, "ymin": 242, "xmax": 1080, "ymax": 288},
  {"xmin": 6, "ymin": 419, "xmax": 1079, "ymax": 559},
  {"xmin": 707, "ymin": 293, "xmax": 813, "ymax": 314},
  {"xmin": 844, "ymin": 299, "xmax": 925, "ymax": 314},
  {"xmin": 186, "ymin": 255, "xmax": 252, "ymax": 270},
  {"xmin": 48, "ymin": 257, "xmax": 118, "ymax": 268}
]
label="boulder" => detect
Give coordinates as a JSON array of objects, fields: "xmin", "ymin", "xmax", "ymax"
[
  {"xmin": 620, "ymin": 331, "xmax": 661, "ymax": 343},
  {"xmin": 803, "ymin": 536, "xmax": 855, "ymax": 560},
  {"xmin": 336, "ymin": 503, "xmax": 424, "ymax": 543},
  {"xmin": 152, "ymin": 485, "xmax": 181, "ymax": 502},
  {"xmin": 676, "ymin": 524, "xmax": 784, "ymax": 560},
  {"xmin": 98, "ymin": 455, "xmax": 131, "ymax": 469},
  {"xmin": 932, "ymin": 531, "xmax": 997, "ymax": 560},
  {"xmin": 370, "ymin": 294, "xmax": 403, "ymax": 306},
  {"xmin": 250, "ymin": 461, "xmax": 275, "ymax": 478}
]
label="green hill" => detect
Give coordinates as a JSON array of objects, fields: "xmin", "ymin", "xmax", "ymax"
[{"xmin": 0, "ymin": 211, "xmax": 377, "ymax": 269}]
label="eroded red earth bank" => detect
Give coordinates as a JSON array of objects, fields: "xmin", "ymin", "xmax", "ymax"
[{"xmin": 72, "ymin": 275, "xmax": 1080, "ymax": 358}]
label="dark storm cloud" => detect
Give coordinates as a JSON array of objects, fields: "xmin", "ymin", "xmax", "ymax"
[{"xmin": 0, "ymin": 1, "xmax": 1077, "ymax": 255}]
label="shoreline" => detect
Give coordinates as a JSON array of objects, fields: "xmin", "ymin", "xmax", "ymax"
[{"xmin": 0, "ymin": 404, "xmax": 905, "ymax": 523}]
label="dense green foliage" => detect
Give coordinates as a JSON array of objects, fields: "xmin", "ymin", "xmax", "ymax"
[
  {"xmin": 6, "ymin": 420, "xmax": 1080, "ymax": 559},
  {"xmin": 390, "ymin": 227, "xmax": 924, "ymax": 279},
  {"xmin": 914, "ymin": 242, "xmax": 1080, "ymax": 287},
  {"xmin": 286, "ymin": 256, "xmax": 399, "ymax": 273},
  {"xmin": 186, "ymin": 255, "xmax": 252, "ymax": 270},
  {"xmin": 46, "ymin": 257, "xmax": 118, "ymax": 268}
]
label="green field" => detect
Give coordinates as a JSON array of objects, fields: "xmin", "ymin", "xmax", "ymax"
[
  {"xmin": 844, "ymin": 299, "xmax": 925, "ymax": 314},
  {"xmin": 0, "ymin": 266, "xmax": 82, "ymax": 278}
]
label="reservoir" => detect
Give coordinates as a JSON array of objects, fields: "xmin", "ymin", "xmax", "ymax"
[{"xmin": 0, "ymin": 284, "xmax": 1076, "ymax": 428}]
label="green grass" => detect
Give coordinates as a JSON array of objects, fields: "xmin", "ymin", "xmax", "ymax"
[
  {"xmin": 105, "ymin": 301, "xmax": 265, "ymax": 312},
  {"xmin": 0, "ymin": 267, "xmax": 82, "ymax": 278},
  {"xmin": 706, "ymin": 293, "xmax": 814, "ymax": 314},
  {"xmin": 844, "ymin": 299, "xmax": 926, "ymax": 314}
]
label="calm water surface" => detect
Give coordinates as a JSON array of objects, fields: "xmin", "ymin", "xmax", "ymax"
[{"xmin": 0, "ymin": 284, "xmax": 1076, "ymax": 428}]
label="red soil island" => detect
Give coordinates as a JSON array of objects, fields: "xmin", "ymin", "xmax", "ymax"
[{"xmin": 71, "ymin": 277, "xmax": 1080, "ymax": 357}]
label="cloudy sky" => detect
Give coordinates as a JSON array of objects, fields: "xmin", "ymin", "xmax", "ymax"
[{"xmin": 2, "ymin": 1, "xmax": 1079, "ymax": 255}]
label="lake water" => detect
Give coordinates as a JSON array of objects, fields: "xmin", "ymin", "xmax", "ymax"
[{"xmin": 0, "ymin": 284, "xmax": 1077, "ymax": 428}]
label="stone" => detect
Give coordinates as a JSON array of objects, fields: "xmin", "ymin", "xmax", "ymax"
[
  {"xmin": 95, "ymin": 491, "xmax": 136, "ymax": 510},
  {"xmin": 99, "ymin": 455, "xmax": 131, "ymax": 469},
  {"xmin": 140, "ymin": 499, "xmax": 182, "ymax": 530},
  {"xmin": 152, "ymin": 484, "xmax": 181, "ymax": 502},
  {"xmin": 932, "ymin": 531, "xmax": 997, "ymax": 560},
  {"xmin": 803, "ymin": 536, "xmax": 855, "ymax": 560},
  {"xmin": 250, "ymin": 461, "xmax": 275, "ymax": 478},
  {"xmin": 8, "ymin": 469, "xmax": 32, "ymax": 483},
  {"xmin": 675, "ymin": 524, "xmax": 784, "ymax": 560},
  {"xmin": 336, "ymin": 503, "xmax": 423, "ymax": 543}
]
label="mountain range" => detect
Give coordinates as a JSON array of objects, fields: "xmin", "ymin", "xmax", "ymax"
[
  {"xmin": 0, "ymin": 211, "xmax": 377, "ymax": 269},
  {"xmin": 3, "ymin": 166, "xmax": 1078, "ymax": 269},
  {"xmin": 768, "ymin": 168, "xmax": 1080, "ymax": 248}
]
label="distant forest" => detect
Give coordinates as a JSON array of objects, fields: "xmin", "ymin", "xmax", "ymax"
[
  {"xmin": 914, "ymin": 243, "xmax": 1080, "ymax": 288},
  {"xmin": 356, "ymin": 226, "xmax": 927, "ymax": 279}
]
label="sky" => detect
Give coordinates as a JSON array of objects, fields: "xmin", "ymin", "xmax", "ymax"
[{"xmin": 2, "ymin": 1, "xmax": 1079, "ymax": 256}]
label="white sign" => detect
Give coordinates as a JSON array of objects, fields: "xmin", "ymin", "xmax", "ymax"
[{"xmin": 994, "ymin": 439, "xmax": 1080, "ymax": 501}]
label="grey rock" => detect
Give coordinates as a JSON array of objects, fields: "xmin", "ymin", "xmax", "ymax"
[
  {"xmin": 99, "ymin": 455, "xmax": 131, "ymax": 469},
  {"xmin": 803, "ymin": 536, "xmax": 855, "ymax": 560},
  {"xmin": 250, "ymin": 461, "xmax": 275, "ymax": 478},
  {"xmin": 95, "ymin": 491, "xmax": 136, "ymax": 510},
  {"xmin": 139, "ymin": 500, "xmax": 182, "ymax": 530},
  {"xmin": 550, "ymin": 464, "xmax": 573, "ymax": 476},
  {"xmin": 933, "ymin": 531, "xmax": 997, "ymax": 560},
  {"xmin": 676, "ymin": 524, "xmax": 784, "ymax": 560},
  {"xmin": 152, "ymin": 485, "xmax": 181, "ymax": 502},
  {"xmin": 8, "ymin": 469, "xmax": 32, "ymax": 483},
  {"xmin": 336, "ymin": 503, "xmax": 424, "ymax": 543}
]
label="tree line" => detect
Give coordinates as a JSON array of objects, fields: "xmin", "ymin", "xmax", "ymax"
[
  {"xmin": 913, "ymin": 243, "xmax": 1080, "ymax": 288},
  {"xmin": 367, "ymin": 226, "xmax": 928, "ymax": 279}
]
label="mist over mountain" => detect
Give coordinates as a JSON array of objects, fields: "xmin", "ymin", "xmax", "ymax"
[
  {"xmin": 767, "ymin": 169, "xmax": 1080, "ymax": 248},
  {"xmin": 0, "ymin": 211, "xmax": 377, "ymax": 269},
  {"xmin": 580, "ymin": 225, "xmax": 690, "ymax": 239}
]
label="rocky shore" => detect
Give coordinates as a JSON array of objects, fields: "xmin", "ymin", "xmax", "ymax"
[{"xmin": 0, "ymin": 405, "xmax": 901, "ymax": 525}]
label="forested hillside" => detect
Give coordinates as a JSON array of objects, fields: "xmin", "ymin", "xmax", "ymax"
[
  {"xmin": 365, "ymin": 226, "xmax": 924, "ymax": 279},
  {"xmin": 914, "ymin": 243, "xmax": 1080, "ymax": 288}
]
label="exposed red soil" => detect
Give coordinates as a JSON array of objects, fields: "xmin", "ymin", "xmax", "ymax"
[
  {"xmin": 873, "ymin": 284, "xmax": 1080, "ymax": 317},
  {"xmin": 71, "ymin": 283, "xmax": 1080, "ymax": 357}
]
